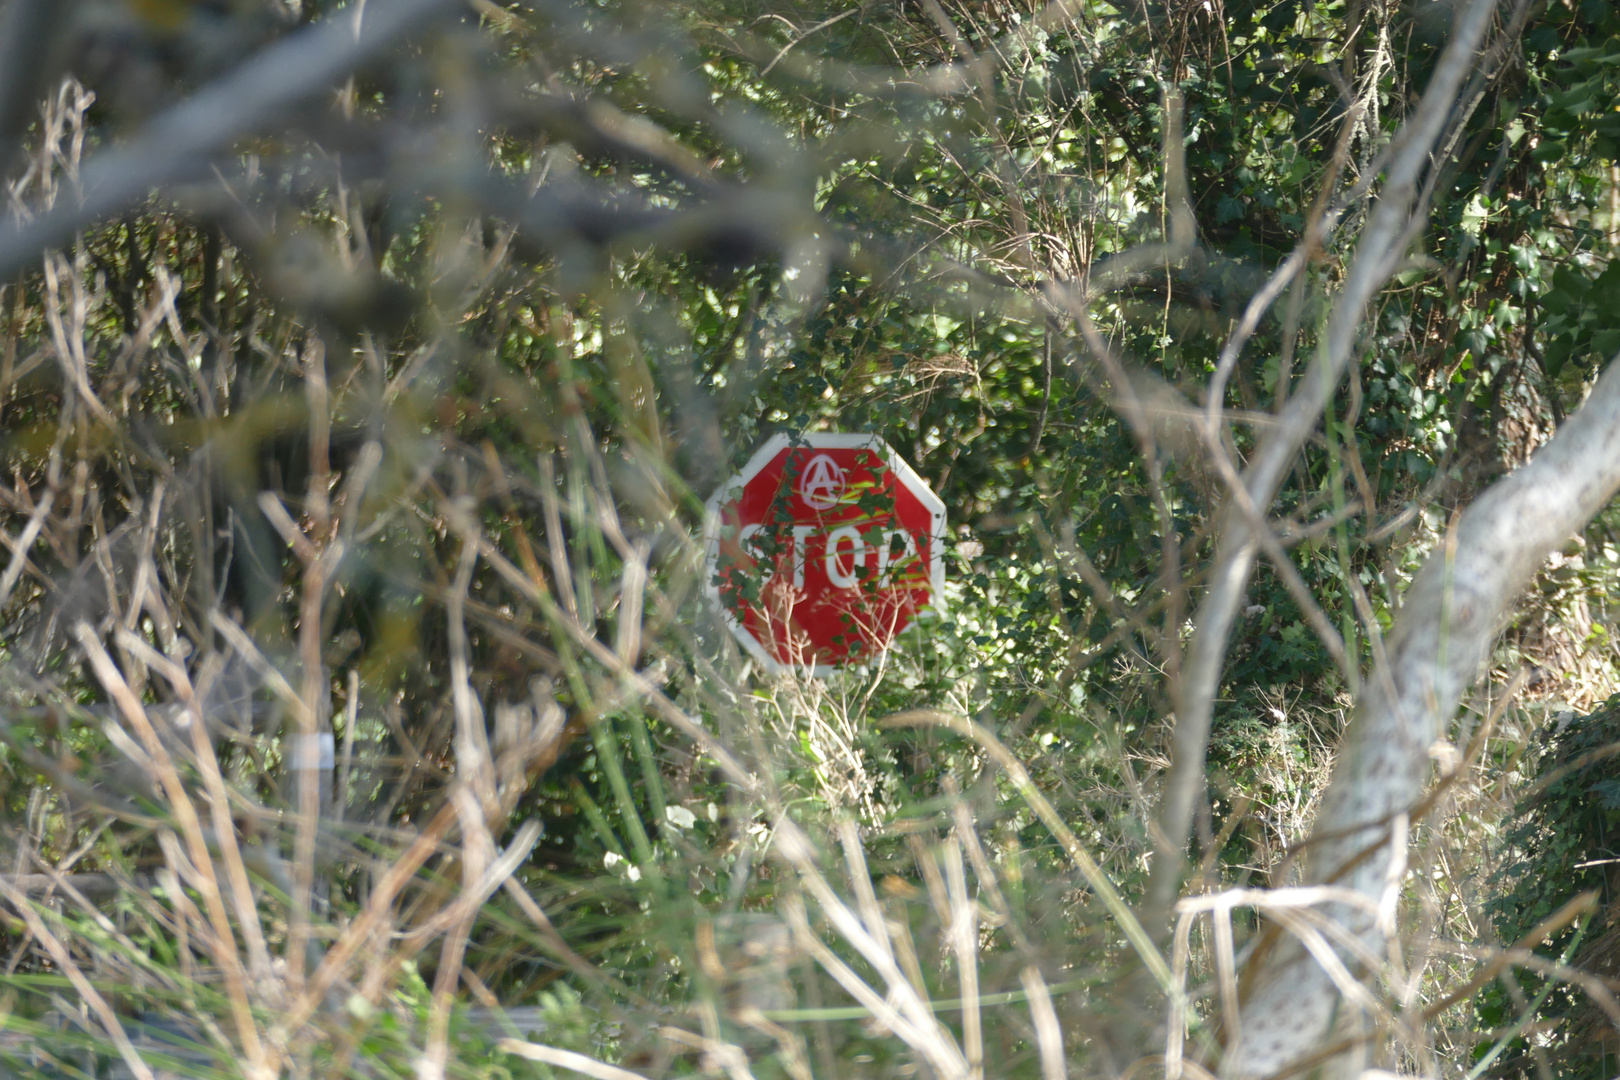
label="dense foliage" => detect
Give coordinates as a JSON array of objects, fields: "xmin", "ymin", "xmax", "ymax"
[
  {"xmin": 0, "ymin": 0, "xmax": 1616, "ymax": 1076},
  {"xmin": 1488, "ymin": 692, "xmax": 1620, "ymax": 1080}
]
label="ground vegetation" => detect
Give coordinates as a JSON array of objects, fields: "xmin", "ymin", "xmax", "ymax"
[{"xmin": 0, "ymin": 0, "xmax": 1617, "ymax": 1078}]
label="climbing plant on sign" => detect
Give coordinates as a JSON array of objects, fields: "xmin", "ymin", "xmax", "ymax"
[{"xmin": 703, "ymin": 433, "xmax": 946, "ymax": 674}]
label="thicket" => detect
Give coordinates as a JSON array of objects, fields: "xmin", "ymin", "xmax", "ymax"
[{"xmin": 0, "ymin": 0, "xmax": 1617, "ymax": 1077}]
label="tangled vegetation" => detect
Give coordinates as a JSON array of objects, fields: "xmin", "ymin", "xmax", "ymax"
[{"xmin": 0, "ymin": 0, "xmax": 1618, "ymax": 1077}]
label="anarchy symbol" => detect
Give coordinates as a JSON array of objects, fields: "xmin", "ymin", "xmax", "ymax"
[{"xmin": 797, "ymin": 454, "xmax": 846, "ymax": 510}]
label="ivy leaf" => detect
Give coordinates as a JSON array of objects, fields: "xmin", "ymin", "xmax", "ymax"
[{"xmin": 1589, "ymin": 778, "xmax": 1620, "ymax": 809}]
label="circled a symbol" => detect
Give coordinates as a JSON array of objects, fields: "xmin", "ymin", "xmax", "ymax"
[{"xmin": 798, "ymin": 454, "xmax": 846, "ymax": 510}]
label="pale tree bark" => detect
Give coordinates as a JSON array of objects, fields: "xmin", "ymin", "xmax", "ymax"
[
  {"xmin": 1148, "ymin": 0, "xmax": 1507, "ymax": 916},
  {"xmin": 1224, "ymin": 358, "xmax": 1620, "ymax": 1077}
]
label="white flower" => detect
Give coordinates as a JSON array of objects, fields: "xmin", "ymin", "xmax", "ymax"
[
  {"xmin": 665, "ymin": 805, "xmax": 697, "ymax": 830},
  {"xmin": 604, "ymin": 852, "xmax": 623, "ymax": 868}
]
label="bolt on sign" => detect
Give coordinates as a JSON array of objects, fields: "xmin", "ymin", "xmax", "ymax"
[{"xmin": 703, "ymin": 433, "xmax": 946, "ymax": 673}]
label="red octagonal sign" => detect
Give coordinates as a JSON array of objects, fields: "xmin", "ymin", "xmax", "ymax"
[{"xmin": 704, "ymin": 433, "xmax": 946, "ymax": 673}]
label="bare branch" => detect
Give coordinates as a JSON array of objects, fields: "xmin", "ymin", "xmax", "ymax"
[
  {"xmin": 0, "ymin": 0, "xmax": 460, "ymax": 279},
  {"xmin": 1152, "ymin": 0, "xmax": 1507, "ymax": 914},
  {"xmin": 1228, "ymin": 357, "xmax": 1620, "ymax": 1076}
]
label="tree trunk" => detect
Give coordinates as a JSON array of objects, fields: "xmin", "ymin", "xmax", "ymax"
[{"xmin": 1227, "ymin": 359, "xmax": 1620, "ymax": 1077}]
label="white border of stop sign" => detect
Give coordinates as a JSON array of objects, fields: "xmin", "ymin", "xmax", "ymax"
[{"xmin": 702, "ymin": 432, "xmax": 947, "ymax": 675}]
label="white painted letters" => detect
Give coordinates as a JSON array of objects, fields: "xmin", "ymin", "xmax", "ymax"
[{"xmin": 825, "ymin": 525, "xmax": 866, "ymax": 588}]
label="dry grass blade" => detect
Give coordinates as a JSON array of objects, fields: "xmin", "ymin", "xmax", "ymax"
[
  {"xmin": 447, "ymin": 530, "xmax": 497, "ymax": 811},
  {"xmin": 1211, "ymin": 903, "xmax": 1240, "ymax": 1049},
  {"xmin": 943, "ymin": 834, "xmax": 983, "ymax": 1080},
  {"xmin": 946, "ymin": 776, "xmax": 1032, "ymax": 953},
  {"xmin": 881, "ymin": 709, "xmax": 1174, "ymax": 994},
  {"xmin": 0, "ymin": 874, "xmax": 158, "ymax": 1080},
  {"xmin": 779, "ymin": 894, "xmax": 930, "ymax": 1047},
  {"xmin": 421, "ymin": 787, "xmax": 497, "ymax": 1080},
  {"xmin": 615, "ymin": 538, "xmax": 650, "ymax": 663},
  {"xmin": 778, "ymin": 885, "xmax": 970, "ymax": 1080},
  {"xmin": 499, "ymin": 1039, "xmax": 656, "ymax": 1080},
  {"xmin": 838, "ymin": 819, "xmax": 895, "ymax": 967},
  {"xmin": 779, "ymin": 824, "xmax": 954, "ymax": 1030},
  {"xmin": 115, "ymin": 631, "xmax": 274, "ymax": 985},
  {"xmin": 1020, "ymin": 965, "xmax": 1066, "ymax": 1080},
  {"xmin": 74, "ymin": 623, "xmax": 269, "ymax": 1073},
  {"xmin": 659, "ymin": 1024, "xmax": 760, "ymax": 1080},
  {"xmin": 208, "ymin": 611, "xmax": 310, "ymax": 722},
  {"xmin": 1166, "ymin": 908, "xmax": 1196, "ymax": 1080},
  {"xmin": 284, "ymin": 799, "xmax": 460, "ymax": 1036},
  {"xmin": 0, "ymin": 485, "xmax": 51, "ymax": 612}
]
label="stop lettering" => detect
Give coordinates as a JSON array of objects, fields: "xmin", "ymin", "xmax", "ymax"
[{"xmin": 703, "ymin": 433, "xmax": 946, "ymax": 673}]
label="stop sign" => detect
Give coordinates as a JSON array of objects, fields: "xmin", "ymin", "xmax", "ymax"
[{"xmin": 704, "ymin": 433, "xmax": 946, "ymax": 673}]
